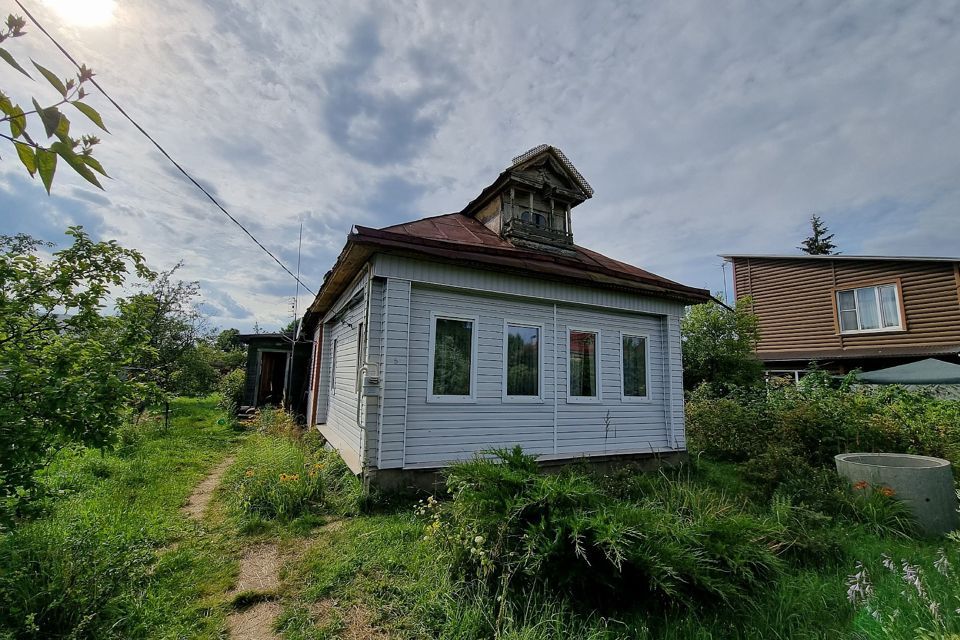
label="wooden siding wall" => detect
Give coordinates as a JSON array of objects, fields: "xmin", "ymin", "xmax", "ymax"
[
  {"xmin": 372, "ymin": 275, "xmax": 685, "ymax": 469},
  {"xmin": 733, "ymin": 257, "xmax": 960, "ymax": 356}
]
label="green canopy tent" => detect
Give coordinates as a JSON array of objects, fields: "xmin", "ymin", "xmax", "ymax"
[{"xmin": 853, "ymin": 358, "xmax": 960, "ymax": 385}]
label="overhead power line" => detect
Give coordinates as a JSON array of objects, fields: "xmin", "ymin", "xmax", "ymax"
[{"xmin": 14, "ymin": 0, "xmax": 316, "ymax": 295}]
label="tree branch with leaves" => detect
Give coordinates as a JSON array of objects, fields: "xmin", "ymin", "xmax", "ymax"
[{"xmin": 0, "ymin": 14, "xmax": 108, "ymax": 193}]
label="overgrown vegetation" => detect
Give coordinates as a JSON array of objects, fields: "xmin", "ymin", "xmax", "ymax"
[
  {"xmin": 680, "ymin": 296, "xmax": 763, "ymax": 392},
  {"xmin": 428, "ymin": 448, "xmax": 783, "ymax": 612},
  {"xmin": 1, "ymin": 227, "xmax": 249, "ymax": 521},
  {"xmin": 0, "ymin": 398, "xmax": 241, "ymax": 639},
  {"xmin": 223, "ymin": 409, "xmax": 361, "ymax": 526},
  {"xmin": 0, "ymin": 229, "xmax": 153, "ymax": 523}
]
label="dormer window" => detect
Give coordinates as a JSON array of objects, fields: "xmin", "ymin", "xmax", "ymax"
[
  {"xmin": 520, "ymin": 209, "xmax": 548, "ymax": 229},
  {"xmin": 462, "ymin": 145, "xmax": 594, "ymax": 253}
]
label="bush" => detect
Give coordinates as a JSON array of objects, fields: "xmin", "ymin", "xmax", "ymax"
[
  {"xmin": 423, "ymin": 448, "xmax": 784, "ymax": 613},
  {"xmin": 217, "ymin": 368, "xmax": 245, "ymax": 413},
  {"xmin": 687, "ymin": 374, "xmax": 960, "ymax": 481},
  {"xmin": 686, "ymin": 390, "xmax": 772, "ymax": 462}
]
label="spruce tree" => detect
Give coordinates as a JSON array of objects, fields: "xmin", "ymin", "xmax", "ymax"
[{"xmin": 799, "ymin": 215, "xmax": 837, "ymax": 255}]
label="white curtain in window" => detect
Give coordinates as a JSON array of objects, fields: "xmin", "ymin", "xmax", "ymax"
[
  {"xmin": 855, "ymin": 287, "xmax": 881, "ymax": 330},
  {"xmin": 879, "ymin": 285, "xmax": 900, "ymax": 328}
]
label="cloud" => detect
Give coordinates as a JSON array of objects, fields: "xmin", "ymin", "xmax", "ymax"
[
  {"xmin": 0, "ymin": 172, "xmax": 108, "ymax": 243},
  {"xmin": 321, "ymin": 16, "xmax": 462, "ymax": 166},
  {"xmin": 0, "ymin": 0, "xmax": 956, "ymax": 331}
]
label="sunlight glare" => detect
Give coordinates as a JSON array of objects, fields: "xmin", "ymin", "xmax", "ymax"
[{"xmin": 44, "ymin": 0, "xmax": 117, "ymax": 28}]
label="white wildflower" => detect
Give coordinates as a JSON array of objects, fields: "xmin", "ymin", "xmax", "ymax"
[
  {"xmin": 846, "ymin": 562, "xmax": 874, "ymax": 606},
  {"xmin": 901, "ymin": 561, "xmax": 926, "ymax": 599},
  {"xmin": 934, "ymin": 549, "xmax": 951, "ymax": 577},
  {"xmin": 881, "ymin": 553, "xmax": 896, "ymax": 572}
]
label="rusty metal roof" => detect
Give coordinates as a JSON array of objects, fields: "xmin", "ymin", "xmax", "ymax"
[{"xmin": 357, "ymin": 213, "xmax": 709, "ymax": 301}]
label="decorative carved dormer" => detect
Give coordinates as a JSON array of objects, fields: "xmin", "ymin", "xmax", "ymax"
[{"xmin": 461, "ymin": 145, "xmax": 593, "ymax": 255}]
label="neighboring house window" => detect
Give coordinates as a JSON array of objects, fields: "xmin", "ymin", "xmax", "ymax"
[
  {"xmin": 621, "ymin": 333, "xmax": 649, "ymax": 401},
  {"xmin": 568, "ymin": 328, "xmax": 600, "ymax": 401},
  {"xmin": 330, "ymin": 338, "xmax": 338, "ymax": 395},
  {"xmin": 837, "ymin": 284, "xmax": 902, "ymax": 333},
  {"xmin": 504, "ymin": 322, "xmax": 541, "ymax": 401},
  {"xmin": 355, "ymin": 322, "xmax": 365, "ymax": 392},
  {"xmin": 428, "ymin": 314, "xmax": 478, "ymax": 402}
]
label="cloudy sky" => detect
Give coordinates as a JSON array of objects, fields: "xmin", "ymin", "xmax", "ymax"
[{"xmin": 2, "ymin": 0, "xmax": 959, "ymax": 331}]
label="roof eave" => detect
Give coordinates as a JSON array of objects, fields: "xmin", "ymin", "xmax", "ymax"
[{"xmin": 721, "ymin": 254, "xmax": 960, "ymax": 264}]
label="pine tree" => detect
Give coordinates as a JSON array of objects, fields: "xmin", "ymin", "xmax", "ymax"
[{"xmin": 799, "ymin": 215, "xmax": 837, "ymax": 255}]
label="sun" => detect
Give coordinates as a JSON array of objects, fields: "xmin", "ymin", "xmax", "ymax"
[{"xmin": 44, "ymin": 0, "xmax": 116, "ymax": 28}]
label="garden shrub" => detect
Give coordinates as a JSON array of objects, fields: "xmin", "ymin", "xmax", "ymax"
[
  {"xmin": 687, "ymin": 374, "xmax": 960, "ymax": 502},
  {"xmin": 423, "ymin": 448, "xmax": 784, "ymax": 613},
  {"xmin": 217, "ymin": 367, "xmax": 245, "ymax": 413},
  {"xmin": 685, "ymin": 391, "xmax": 773, "ymax": 462}
]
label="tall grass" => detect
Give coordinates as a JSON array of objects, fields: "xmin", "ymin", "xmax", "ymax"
[
  {"xmin": 222, "ymin": 409, "xmax": 362, "ymax": 525},
  {"xmin": 0, "ymin": 397, "xmax": 240, "ymax": 639}
]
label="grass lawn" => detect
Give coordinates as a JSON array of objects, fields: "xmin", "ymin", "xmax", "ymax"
[
  {"xmin": 0, "ymin": 397, "xmax": 245, "ymax": 639},
  {"xmin": 3, "ymin": 398, "xmax": 960, "ymax": 639}
]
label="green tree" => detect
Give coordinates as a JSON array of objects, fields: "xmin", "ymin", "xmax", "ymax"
[
  {"xmin": 0, "ymin": 14, "xmax": 109, "ymax": 193},
  {"xmin": 0, "ymin": 228, "xmax": 153, "ymax": 521},
  {"xmin": 799, "ymin": 214, "xmax": 838, "ymax": 255},
  {"xmin": 215, "ymin": 327, "xmax": 242, "ymax": 352},
  {"xmin": 681, "ymin": 296, "xmax": 763, "ymax": 392},
  {"xmin": 116, "ymin": 264, "xmax": 211, "ymax": 399}
]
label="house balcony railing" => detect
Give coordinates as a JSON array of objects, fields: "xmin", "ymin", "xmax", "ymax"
[{"xmin": 503, "ymin": 217, "xmax": 573, "ymax": 248}]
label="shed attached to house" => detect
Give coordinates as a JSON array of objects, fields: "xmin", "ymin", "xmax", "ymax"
[
  {"xmin": 301, "ymin": 146, "xmax": 710, "ymax": 485},
  {"xmin": 238, "ymin": 332, "xmax": 313, "ymax": 417}
]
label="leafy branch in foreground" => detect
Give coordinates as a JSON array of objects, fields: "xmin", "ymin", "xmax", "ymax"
[{"xmin": 0, "ymin": 13, "xmax": 109, "ymax": 193}]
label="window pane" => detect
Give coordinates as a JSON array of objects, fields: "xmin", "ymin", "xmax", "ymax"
[
  {"xmin": 838, "ymin": 290, "xmax": 857, "ymax": 311},
  {"xmin": 433, "ymin": 319, "xmax": 473, "ymax": 396},
  {"xmin": 879, "ymin": 285, "xmax": 900, "ymax": 328},
  {"xmin": 839, "ymin": 310, "xmax": 859, "ymax": 332},
  {"xmin": 569, "ymin": 331, "xmax": 597, "ymax": 397},
  {"xmin": 855, "ymin": 287, "xmax": 880, "ymax": 330},
  {"xmin": 507, "ymin": 325, "xmax": 539, "ymax": 396},
  {"xmin": 622, "ymin": 335, "xmax": 647, "ymax": 397}
]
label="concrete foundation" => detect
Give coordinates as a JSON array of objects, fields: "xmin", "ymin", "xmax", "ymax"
[
  {"xmin": 365, "ymin": 450, "xmax": 689, "ymax": 494},
  {"xmin": 835, "ymin": 452, "xmax": 958, "ymax": 536}
]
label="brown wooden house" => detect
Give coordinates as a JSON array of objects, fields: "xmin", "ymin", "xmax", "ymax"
[{"xmin": 721, "ymin": 254, "xmax": 960, "ymax": 375}]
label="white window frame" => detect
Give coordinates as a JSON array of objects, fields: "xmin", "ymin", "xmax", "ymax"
[
  {"xmin": 502, "ymin": 320, "xmax": 544, "ymax": 403},
  {"xmin": 329, "ymin": 338, "xmax": 338, "ymax": 396},
  {"xmin": 426, "ymin": 311, "xmax": 479, "ymax": 403},
  {"xmin": 619, "ymin": 331, "xmax": 652, "ymax": 403},
  {"xmin": 836, "ymin": 283, "xmax": 904, "ymax": 335},
  {"xmin": 566, "ymin": 326, "xmax": 601, "ymax": 404},
  {"xmin": 355, "ymin": 322, "xmax": 365, "ymax": 393}
]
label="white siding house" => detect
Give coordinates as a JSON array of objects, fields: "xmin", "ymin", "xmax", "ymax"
[{"xmin": 301, "ymin": 146, "xmax": 709, "ymax": 485}]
